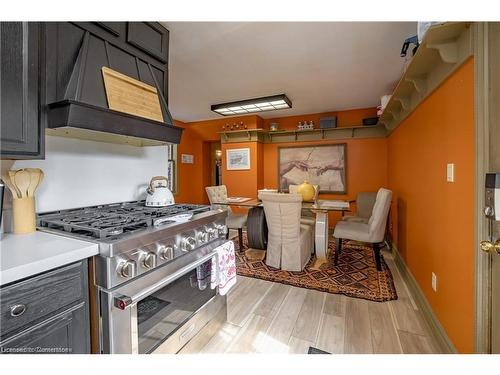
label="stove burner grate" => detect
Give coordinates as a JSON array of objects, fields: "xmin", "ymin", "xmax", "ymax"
[{"xmin": 37, "ymin": 201, "xmax": 209, "ymax": 240}]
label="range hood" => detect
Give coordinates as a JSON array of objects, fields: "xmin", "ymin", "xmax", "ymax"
[{"xmin": 45, "ymin": 28, "xmax": 183, "ymax": 146}]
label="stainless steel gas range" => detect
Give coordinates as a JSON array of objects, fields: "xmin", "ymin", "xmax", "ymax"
[{"xmin": 37, "ymin": 201, "xmax": 229, "ymax": 354}]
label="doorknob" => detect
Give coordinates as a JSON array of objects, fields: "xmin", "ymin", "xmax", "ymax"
[{"xmin": 480, "ymin": 240, "xmax": 500, "ymax": 254}]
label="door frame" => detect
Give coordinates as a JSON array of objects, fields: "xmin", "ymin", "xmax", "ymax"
[
  {"xmin": 474, "ymin": 22, "xmax": 500, "ymax": 354},
  {"xmin": 473, "ymin": 21, "xmax": 490, "ymax": 354}
]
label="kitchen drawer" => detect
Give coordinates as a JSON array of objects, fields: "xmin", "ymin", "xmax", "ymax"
[
  {"xmin": 0, "ymin": 261, "xmax": 85, "ymax": 339},
  {"xmin": 0, "ymin": 302, "xmax": 90, "ymax": 354}
]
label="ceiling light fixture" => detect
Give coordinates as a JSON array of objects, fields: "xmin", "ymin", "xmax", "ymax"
[{"xmin": 211, "ymin": 94, "xmax": 292, "ymax": 116}]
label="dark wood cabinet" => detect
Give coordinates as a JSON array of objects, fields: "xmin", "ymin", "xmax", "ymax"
[
  {"xmin": 0, "ymin": 261, "xmax": 91, "ymax": 354},
  {"xmin": 0, "ymin": 21, "xmax": 172, "ymax": 159},
  {"xmin": 0, "ymin": 22, "xmax": 45, "ymax": 159}
]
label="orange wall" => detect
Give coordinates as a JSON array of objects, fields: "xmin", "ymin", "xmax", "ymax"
[
  {"xmin": 175, "ymin": 116, "xmax": 262, "ymax": 204},
  {"xmin": 387, "ymin": 58, "xmax": 475, "ymax": 353},
  {"xmin": 174, "ymin": 120, "xmax": 209, "ymax": 204},
  {"xmin": 176, "ymin": 107, "xmax": 387, "ymax": 227},
  {"xmin": 262, "ymin": 138, "xmax": 387, "ymax": 227},
  {"xmin": 220, "ymin": 142, "xmax": 263, "ymax": 198}
]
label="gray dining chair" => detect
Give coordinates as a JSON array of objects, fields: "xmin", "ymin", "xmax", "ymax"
[
  {"xmin": 260, "ymin": 192, "xmax": 314, "ymax": 272},
  {"xmin": 341, "ymin": 191, "xmax": 377, "ymax": 223},
  {"xmin": 333, "ymin": 188, "xmax": 392, "ymax": 271},
  {"xmin": 205, "ymin": 185, "xmax": 247, "ymax": 251}
]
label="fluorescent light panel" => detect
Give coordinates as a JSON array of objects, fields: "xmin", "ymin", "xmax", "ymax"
[{"xmin": 211, "ymin": 94, "xmax": 292, "ymax": 116}]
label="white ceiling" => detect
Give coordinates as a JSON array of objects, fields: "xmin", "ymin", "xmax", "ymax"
[{"xmin": 161, "ymin": 22, "xmax": 417, "ymax": 122}]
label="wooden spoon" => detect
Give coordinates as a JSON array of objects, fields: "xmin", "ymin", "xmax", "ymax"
[
  {"xmin": 1, "ymin": 173, "xmax": 20, "ymax": 199},
  {"xmin": 25, "ymin": 168, "xmax": 43, "ymax": 197},
  {"xmin": 7, "ymin": 170, "xmax": 22, "ymax": 198},
  {"xmin": 14, "ymin": 169, "xmax": 31, "ymax": 198}
]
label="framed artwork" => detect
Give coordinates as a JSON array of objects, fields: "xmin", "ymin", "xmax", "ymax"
[
  {"xmin": 278, "ymin": 143, "xmax": 347, "ymax": 193},
  {"xmin": 226, "ymin": 148, "xmax": 251, "ymax": 170}
]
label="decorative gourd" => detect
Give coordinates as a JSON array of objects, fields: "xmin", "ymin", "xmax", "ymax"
[{"xmin": 297, "ymin": 181, "xmax": 316, "ymax": 202}]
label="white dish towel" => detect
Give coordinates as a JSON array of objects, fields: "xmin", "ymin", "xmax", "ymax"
[{"xmin": 211, "ymin": 240, "xmax": 237, "ymax": 295}]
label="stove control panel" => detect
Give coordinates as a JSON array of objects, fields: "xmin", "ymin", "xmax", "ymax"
[{"xmin": 101, "ymin": 214, "xmax": 228, "ymax": 287}]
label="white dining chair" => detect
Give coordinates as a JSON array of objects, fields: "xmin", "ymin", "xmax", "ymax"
[
  {"xmin": 205, "ymin": 185, "xmax": 247, "ymax": 251},
  {"xmin": 260, "ymin": 192, "xmax": 314, "ymax": 271}
]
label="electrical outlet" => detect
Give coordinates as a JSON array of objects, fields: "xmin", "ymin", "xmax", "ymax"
[{"xmin": 432, "ymin": 272, "xmax": 437, "ymax": 292}]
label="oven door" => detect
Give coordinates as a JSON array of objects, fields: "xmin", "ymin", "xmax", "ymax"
[{"xmin": 100, "ymin": 240, "xmax": 226, "ymax": 353}]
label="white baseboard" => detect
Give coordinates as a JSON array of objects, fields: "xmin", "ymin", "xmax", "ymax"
[{"xmin": 392, "ymin": 245, "xmax": 458, "ymax": 354}]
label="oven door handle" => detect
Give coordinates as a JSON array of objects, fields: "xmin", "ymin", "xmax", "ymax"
[{"xmin": 113, "ymin": 251, "xmax": 217, "ymax": 310}]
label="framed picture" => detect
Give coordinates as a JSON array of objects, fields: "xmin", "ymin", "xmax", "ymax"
[
  {"xmin": 278, "ymin": 144, "xmax": 347, "ymax": 194},
  {"xmin": 226, "ymin": 148, "xmax": 251, "ymax": 170}
]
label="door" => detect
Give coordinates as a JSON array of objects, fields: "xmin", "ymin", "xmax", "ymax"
[
  {"xmin": 476, "ymin": 22, "xmax": 500, "ymax": 354},
  {"xmin": 0, "ymin": 22, "xmax": 44, "ymax": 159},
  {"xmin": 135, "ymin": 259, "xmax": 216, "ymax": 353},
  {"xmin": 104, "ymin": 249, "xmax": 221, "ymax": 354},
  {"xmin": 210, "ymin": 141, "xmax": 222, "ymax": 186},
  {"xmin": 487, "ymin": 22, "xmax": 500, "ymax": 354}
]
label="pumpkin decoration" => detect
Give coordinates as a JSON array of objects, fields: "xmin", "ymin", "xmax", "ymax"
[{"xmin": 297, "ymin": 181, "xmax": 316, "ymax": 202}]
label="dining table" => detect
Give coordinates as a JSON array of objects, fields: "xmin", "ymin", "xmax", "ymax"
[{"xmin": 211, "ymin": 196, "xmax": 350, "ymax": 267}]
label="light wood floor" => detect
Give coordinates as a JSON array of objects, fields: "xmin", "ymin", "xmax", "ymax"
[{"xmin": 180, "ymin": 250, "xmax": 440, "ymax": 354}]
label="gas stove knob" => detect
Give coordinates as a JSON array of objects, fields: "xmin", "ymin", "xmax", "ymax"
[
  {"xmin": 216, "ymin": 224, "xmax": 228, "ymax": 236},
  {"xmin": 197, "ymin": 230, "xmax": 209, "ymax": 243},
  {"xmin": 158, "ymin": 245, "xmax": 174, "ymax": 260},
  {"xmin": 141, "ymin": 252, "xmax": 157, "ymax": 269},
  {"xmin": 181, "ymin": 236, "xmax": 196, "ymax": 252},
  {"xmin": 117, "ymin": 260, "xmax": 136, "ymax": 278},
  {"xmin": 207, "ymin": 228, "xmax": 217, "ymax": 240}
]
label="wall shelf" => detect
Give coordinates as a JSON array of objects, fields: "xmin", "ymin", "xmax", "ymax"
[
  {"xmin": 218, "ymin": 128, "xmax": 267, "ymax": 143},
  {"xmin": 219, "ymin": 125, "xmax": 387, "ymax": 144},
  {"xmin": 379, "ymin": 22, "xmax": 473, "ymax": 133}
]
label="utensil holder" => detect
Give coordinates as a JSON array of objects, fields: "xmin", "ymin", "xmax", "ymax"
[{"xmin": 12, "ymin": 197, "xmax": 36, "ymax": 234}]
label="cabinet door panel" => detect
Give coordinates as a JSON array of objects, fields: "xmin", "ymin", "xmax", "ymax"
[
  {"xmin": 106, "ymin": 44, "xmax": 140, "ymax": 80},
  {"xmin": 127, "ymin": 22, "xmax": 168, "ymax": 63},
  {"xmin": 0, "ymin": 303, "xmax": 90, "ymax": 354},
  {"xmin": 0, "ymin": 22, "xmax": 43, "ymax": 159}
]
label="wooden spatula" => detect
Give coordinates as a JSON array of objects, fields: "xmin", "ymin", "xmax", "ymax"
[
  {"xmin": 25, "ymin": 168, "xmax": 43, "ymax": 197},
  {"xmin": 7, "ymin": 170, "xmax": 22, "ymax": 198},
  {"xmin": 1, "ymin": 172, "xmax": 21, "ymax": 199},
  {"xmin": 14, "ymin": 169, "xmax": 31, "ymax": 198}
]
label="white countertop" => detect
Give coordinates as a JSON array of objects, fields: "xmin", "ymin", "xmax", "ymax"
[{"xmin": 0, "ymin": 231, "xmax": 99, "ymax": 286}]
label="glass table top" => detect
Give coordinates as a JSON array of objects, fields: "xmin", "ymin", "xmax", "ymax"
[{"xmin": 212, "ymin": 197, "xmax": 350, "ymax": 211}]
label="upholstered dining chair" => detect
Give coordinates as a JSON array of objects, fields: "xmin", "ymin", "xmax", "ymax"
[
  {"xmin": 341, "ymin": 191, "xmax": 377, "ymax": 223},
  {"xmin": 288, "ymin": 184, "xmax": 319, "ymax": 226},
  {"xmin": 205, "ymin": 185, "xmax": 247, "ymax": 252},
  {"xmin": 259, "ymin": 192, "xmax": 314, "ymax": 272},
  {"xmin": 333, "ymin": 188, "xmax": 392, "ymax": 271}
]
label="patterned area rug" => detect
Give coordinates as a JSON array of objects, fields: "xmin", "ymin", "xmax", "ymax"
[{"xmin": 234, "ymin": 233, "xmax": 398, "ymax": 302}]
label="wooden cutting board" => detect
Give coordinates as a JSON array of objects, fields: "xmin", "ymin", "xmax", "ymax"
[{"xmin": 101, "ymin": 66, "xmax": 164, "ymax": 123}]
